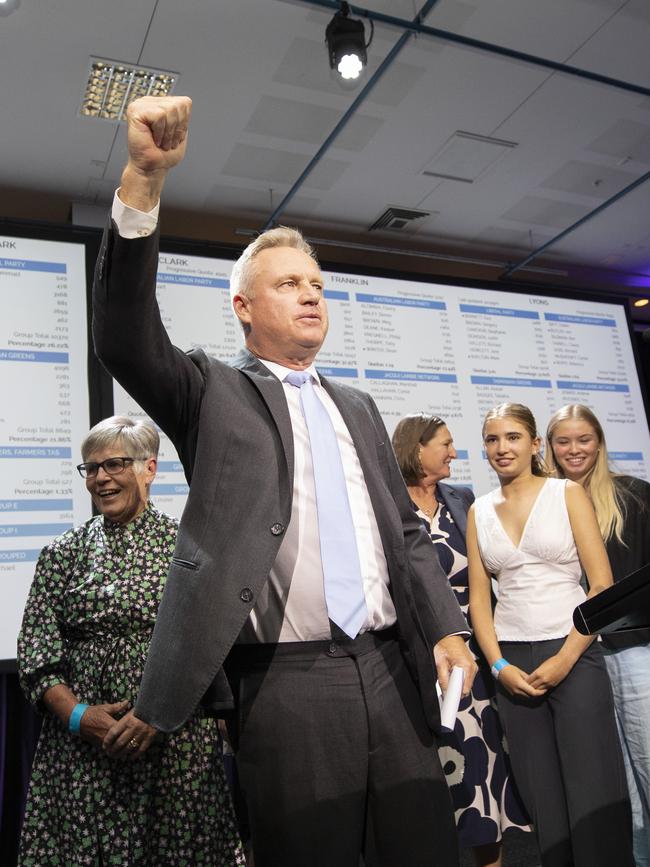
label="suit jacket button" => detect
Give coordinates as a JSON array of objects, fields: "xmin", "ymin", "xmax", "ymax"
[
  {"xmin": 240, "ymin": 588, "xmax": 254, "ymax": 603},
  {"xmin": 270, "ymin": 523, "xmax": 285, "ymax": 536}
]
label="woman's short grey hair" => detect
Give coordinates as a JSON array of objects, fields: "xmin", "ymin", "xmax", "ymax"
[
  {"xmin": 229, "ymin": 226, "xmax": 317, "ymax": 305},
  {"xmin": 81, "ymin": 416, "xmax": 160, "ymax": 462}
]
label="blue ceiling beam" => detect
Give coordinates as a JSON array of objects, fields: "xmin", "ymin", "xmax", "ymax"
[
  {"xmin": 298, "ymin": 0, "xmax": 650, "ymax": 99},
  {"xmin": 502, "ymin": 170, "xmax": 650, "ymax": 278},
  {"xmin": 262, "ymin": 0, "xmax": 442, "ymax": 230},
  {"xmin": 265, "ymin": 0, "xmax": 650, "ymax": 276}
]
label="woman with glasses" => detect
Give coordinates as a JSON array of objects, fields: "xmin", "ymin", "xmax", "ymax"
[{"xmin": 17, "ymin": 416, "xmax": 245, "ymax": 867}]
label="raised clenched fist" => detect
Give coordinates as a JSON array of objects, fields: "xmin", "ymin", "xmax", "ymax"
[
  {"xmin": 125, "ymin": 95, "xmax": 193, "ymax": 175},
  {"xmin": 117, "ymin": 95, "xmax": 193, "ymax": 210}
]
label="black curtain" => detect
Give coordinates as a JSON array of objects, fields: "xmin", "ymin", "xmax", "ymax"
[{"xmin": 0, "ymin": 673, "xmax": 41, "ymax": 867}]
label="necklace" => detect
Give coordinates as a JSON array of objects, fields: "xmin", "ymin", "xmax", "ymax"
[
  {"xmin": 408, "ymin": 486, "xmax": 439, "ymax": 520},
  {"xmin": 416, "ymin": 497, "xmax": 438, "ymax": 519}
]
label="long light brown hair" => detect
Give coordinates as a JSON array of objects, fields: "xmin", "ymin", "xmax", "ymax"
[{"xmin": 545, "ymin": 404, "xmax": 625, "ymax": 542}]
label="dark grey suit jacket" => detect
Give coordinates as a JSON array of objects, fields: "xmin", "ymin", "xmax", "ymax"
[{"xmin": 93, "ymin": 223, "xmax": 468, "ymax": 733}]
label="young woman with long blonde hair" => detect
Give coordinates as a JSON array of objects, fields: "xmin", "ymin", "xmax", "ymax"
[
  {"xmin": 546, "ymin": 403, "xmax": 650, "ymax": 866},
  {"xmin": 467, "ymin": 402, "xmax": 633, "ymax": 867}
]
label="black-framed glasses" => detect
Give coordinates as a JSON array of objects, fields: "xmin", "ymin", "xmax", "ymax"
[{"xmin": 76, "ymin": 457, "xmax": 140, "ymax": 479}]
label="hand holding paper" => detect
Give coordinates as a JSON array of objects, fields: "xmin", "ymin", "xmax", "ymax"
[{"xmin": 438, "ymin": 665, "xmax": 465, "ymax": 733}]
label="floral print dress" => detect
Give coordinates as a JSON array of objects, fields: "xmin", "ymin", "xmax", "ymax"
[
  {"xmin": 420, "ymin": 491, "xmax": 531, "ymax": 849},
  {"xmin": 17, "ymin": 503, "xmax": 245, "ymax": 867}
]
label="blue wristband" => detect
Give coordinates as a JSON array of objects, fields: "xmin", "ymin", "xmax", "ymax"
[
  {"xmin": 68, "ymin": 703, "xmax": 89, "ymax": 735},
  {"xmin": 491, "ymin": 658, "xmax": 510, "ymax": 679}
]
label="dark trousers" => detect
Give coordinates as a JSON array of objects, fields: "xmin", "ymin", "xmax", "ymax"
[
  {"xmin": 497, "ymin": 639, "xmax": 634, "ymax": 867},
  {"xmin": 226, "ymin": 630, "xmax": 458, "ymax": 867}
]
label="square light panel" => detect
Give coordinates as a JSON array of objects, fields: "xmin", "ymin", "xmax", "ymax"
[
  {"xmin": 80, "ymin": 58, "xmax": 178, "ymax": 121},
  {"xmin": 422, "ymin": 132, "xmax": 518, "ymax": 183}
]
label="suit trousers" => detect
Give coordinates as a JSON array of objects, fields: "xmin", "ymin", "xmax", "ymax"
[
  {"xmin": 226, "ymin": 630, "xmax": 458, "ymax": 867},
  {"xmin": 496, "ymin": 639, "xmax": 633, "ymax": 867}
]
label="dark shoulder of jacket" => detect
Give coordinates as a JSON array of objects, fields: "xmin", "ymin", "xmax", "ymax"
[
  {"xmin": 461, "ymin": 485, "xmax": 475, "ymax": 506},
  {"xmin": 186, "ymin": 346, "xmax": 235, "ymax": 379},
  {"xmin": 442, "ymin": 482, "xmax": 474, "ymax": 506},
  {"xmin": 614, "ymin": 474, "xmax": 650, "ymax": 510}
]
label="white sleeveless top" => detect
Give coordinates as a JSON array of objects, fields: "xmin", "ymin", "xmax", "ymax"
[{"xmin": 473, "ymin": 478, "xmax": 586, "ymax": 641}]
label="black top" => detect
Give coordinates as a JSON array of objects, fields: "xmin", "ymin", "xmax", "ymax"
[{"xmin": 602, "ymin": 475, "xmax": 650, "ymax": 649}]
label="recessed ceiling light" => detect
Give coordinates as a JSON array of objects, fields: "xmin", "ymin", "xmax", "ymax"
[
  {"xmin": 79, "ymin": 58, "xmax": 178, "ymax": 121},
  {"xmin": 633, "ymin": 298, "xmax": 649, "ymax": 307}
]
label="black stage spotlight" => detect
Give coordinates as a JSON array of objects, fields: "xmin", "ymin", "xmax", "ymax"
[
  {"xmin": 325, "ymin": 2, "xmax": 372, "ymax": 81},
  {"xmin": 0, "ymin": 0, "xmax": 21, "ymax": 16}
]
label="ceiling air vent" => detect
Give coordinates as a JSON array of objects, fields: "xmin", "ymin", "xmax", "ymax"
[{"xmin": 369, "ymin": 207, "xmax": 430, "ymax": 232}]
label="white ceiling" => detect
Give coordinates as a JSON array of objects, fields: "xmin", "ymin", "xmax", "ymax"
[{"xmin": 1, "ymin": 0, "xmax": 650, "ymax": 318}]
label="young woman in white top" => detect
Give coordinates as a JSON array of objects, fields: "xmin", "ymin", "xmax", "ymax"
[{"xmin": 467, "ymin": 402, "xmax": 633, "ymax": 867}]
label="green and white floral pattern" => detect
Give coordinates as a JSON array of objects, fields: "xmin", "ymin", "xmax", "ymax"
[{"xmin": 17, "ymin": 503, "xmax": 245, "ymax": 867}]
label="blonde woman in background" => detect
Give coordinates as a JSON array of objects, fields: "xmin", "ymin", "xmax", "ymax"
[
  {"xmin": 467, "ymin": 402, "xmax": 633, "ymax": 867},
  {"xmin": 547, "ymin": 403, "xmax": 650, "ymax": 867}
]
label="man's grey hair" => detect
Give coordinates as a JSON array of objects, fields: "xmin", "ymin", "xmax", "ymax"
[
  {"xmin": 81, "ymin": 416, "xmax": 160, "ymax": 462},
  {"xmin": 229, "ymin": 226, "xmax": 317, "ymax": 304}
]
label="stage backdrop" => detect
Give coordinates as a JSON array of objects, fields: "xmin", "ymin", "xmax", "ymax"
[
  {"xmin": 114, "ymin": 250, "xmax": 650, "ymax": 517},
  {"xmin": 1, "ymin": 235, "xmax": 91, "ymax": 663},
  {"xmin": 2, "ymin": 231, "xmax": 649, "ymax": 664}
]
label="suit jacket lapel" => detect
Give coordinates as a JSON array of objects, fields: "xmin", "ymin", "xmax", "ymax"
[
  {"xmin": 438, "ymin": 483, "xmax": 468, "ymax": 536},
  {"xmin": 319, "ymin": 375, "xmax": 374, "ymax": 458},
  {"xmin": 231, "ymin": 349, "xmax": 294, "ymax": 483},
  {"xmin": 318, "ymin": 375, "xmax": 392, "ymax": 522},
  {"xmin": 318, "ymin": 373, "xmax": 374, "ymax": 444}
]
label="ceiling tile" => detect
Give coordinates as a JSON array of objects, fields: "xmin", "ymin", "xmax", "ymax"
[
  {"xmin": 540, "ymin": 160, "xmax": 638, "ymax": 198},
  {"xmin": 244, "ymin": 95, "xmax": 383, "ymax": 151},
  {"xmin": 587, "ymin": 120, "xmax": 650, "ymax": 165},
  {"xmin": 501, "ymin": 196, "xmax": 591, "ymax": 229},
  {"xmin": 422, "ymin": 131, "xmax": 517, "ymax": 182},
  {"xmin": 221, "ymin": 143, "xmax": 348, "ymax": 191}
]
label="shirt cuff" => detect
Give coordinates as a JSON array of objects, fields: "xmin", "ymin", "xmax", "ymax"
[{"xmin": 112, "ymin": 189, "xmax": 160, "ymax": 239}]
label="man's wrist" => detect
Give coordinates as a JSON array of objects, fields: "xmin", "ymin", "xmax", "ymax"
[
  {"xmin": 118, "ymin": 163, "xmax": 165, "ymax": 212},
  {"xmin": 436, "ymin": 632, "xmax": 470, "ymax": 648},
  {"xmin": 112, "ymin": 188, "xmax": 159, "ymax": 239}
]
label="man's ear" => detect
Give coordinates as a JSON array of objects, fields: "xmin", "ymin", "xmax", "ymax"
[{"xmin": 233, "ymin": 293, "xmax": 251, "ymax": 325}]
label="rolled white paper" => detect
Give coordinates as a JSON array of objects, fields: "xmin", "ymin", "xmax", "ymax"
[{"xmin": 439, "ymin": 665, "xmax": 465, "ymax": 733}]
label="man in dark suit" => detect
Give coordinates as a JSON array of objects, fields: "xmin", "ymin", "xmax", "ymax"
[{"xmin": 98, "ymin": 95, "xmax": 476, "ymax": 867}]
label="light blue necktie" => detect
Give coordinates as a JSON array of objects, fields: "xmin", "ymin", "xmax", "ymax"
[{"xmin": 285, "ymin": 370, "xmax": 368, "ymax": 638}]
